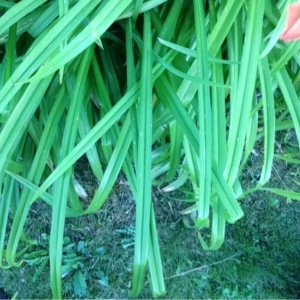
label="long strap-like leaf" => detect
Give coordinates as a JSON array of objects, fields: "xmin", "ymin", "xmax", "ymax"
[{"xmin": 130, "ymin": 11, "xmax": 153, "ymax": 297}]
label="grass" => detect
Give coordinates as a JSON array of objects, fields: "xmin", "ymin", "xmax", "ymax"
[
  {"xmin": 1, "ymin": 0, "xmax": 300, "ymax": 298},
  {"xmin": 1, "ymin": 147, "xmax": 300, "ymax": 298}
]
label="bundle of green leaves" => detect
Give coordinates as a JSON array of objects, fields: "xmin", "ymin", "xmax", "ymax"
[{"xmin": 0, "ymin": 0, "xmax": 299, "ymax": 298}]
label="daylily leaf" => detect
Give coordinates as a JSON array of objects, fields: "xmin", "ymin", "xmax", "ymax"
[{"xmin": 280, "ymin": 2, "xmax": 300, "ymax": 41}]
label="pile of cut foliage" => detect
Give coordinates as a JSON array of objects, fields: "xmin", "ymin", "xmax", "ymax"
[{"xmin": 0, "ymin": 0, "xmax": 300, "ymax": 298}]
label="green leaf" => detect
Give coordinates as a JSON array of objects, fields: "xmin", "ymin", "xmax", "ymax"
[{"xmin": 73, "ymin": 270, "xmax": 87, "ymax": 297}]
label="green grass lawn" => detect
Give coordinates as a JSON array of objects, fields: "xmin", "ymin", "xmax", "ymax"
[{"xmin": 1, "ymin": 141, "xmax": 300, "ymax": 298}]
